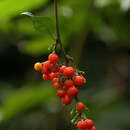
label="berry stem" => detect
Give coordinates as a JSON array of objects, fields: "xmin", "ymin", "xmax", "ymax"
[{"xmin": 54, "ymin": 0, "xmax": 69, "ymax": 65}]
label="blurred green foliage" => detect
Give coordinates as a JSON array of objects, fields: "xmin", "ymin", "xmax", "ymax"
[{"xmin": 0, "ymin": 0, "xmax": 130, "ymax": 130}]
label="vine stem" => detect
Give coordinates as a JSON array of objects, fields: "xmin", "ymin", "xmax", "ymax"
[
  {"xmin": 54, "ymin": 1, "xmax": 85, "ymax": 122},
  {"xmin": 54, "ymin": 0, "xmax": 69, "ymax": 65}
]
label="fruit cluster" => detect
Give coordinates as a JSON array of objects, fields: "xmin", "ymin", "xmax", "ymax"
[
  {"xmin": 34, "ymin": 53, "xmax": 96, "ymax": 130},
  {"xmin": 74, "ymin": 103, "xmax": 96, "ymax": 130},
  {"xmin": 77, "ymin": 119, "xmax": 96, "ymax": 130},
  {"xmin": 34, "ymin": 53, "xmax": 85, "ymax": 105}
]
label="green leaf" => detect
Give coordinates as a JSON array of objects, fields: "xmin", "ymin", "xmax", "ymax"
[
  {"xmin": 20, "ymin": 37, "xmax": 54, "ymax": 56},
  {"xmin": 22, "ymin": 12, "xmax": 56, "ymax": 40},
  {"xmin": 0, "ymin": 0, "xmax": 47, "ymax": 21},
  {"xmin": 0, "ymin": 84, "xmax": 55, "ymax": 122}
]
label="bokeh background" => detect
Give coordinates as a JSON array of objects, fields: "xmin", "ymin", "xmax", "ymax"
[{"xmin": 0, "ymin": 0, "xmax": 130, "ymax": 130}]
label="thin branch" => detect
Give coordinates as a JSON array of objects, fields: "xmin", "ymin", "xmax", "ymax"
[
  {"xmin": 54, "ymin": 0, "xmax": 60, "ymax": 39},
  {"xmin": 54, "ymin": 0, "xmax": 69, "ymax": 65}
]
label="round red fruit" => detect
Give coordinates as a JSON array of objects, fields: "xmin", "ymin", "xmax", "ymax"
[
  {"xmin": 42, "ymin": 66, "xmax": 50, "ymax": 74},
  {"xmin": 77, "ymin": 102, "xmax": 85, "ymax": 111},
  {"xmin": 77, "ymin": 121, "xmax": 86, "ymax": 129},
  {"xmin": 52, "ymin": 78, "xmax": 58, "ymax": 83},
  {"xmin": 50, "ymin": 72, "xmax": 60, "ymax": 79},
  {"xmin": 63, "ymin": 67, "xmax": 75, "ymax": 78},
  {"xmin": 50, "ymin": 64, "xmax": 59, "ymax": 73},
  {"xmin": 43, "ymin": 61, "xmax": 52, "ymax": 69},
  {"xmin": 85, "ymin": 119, "xmax": 94, "ymax": 129},
  {"xmin": 43, "ymin": 74, "xmax": 50, "ymax": 81},
  {"xmin": 89, "ymin": 126, "xmax": 96, "ymax": 130},
  {"xmin": 67, "ymin": 86, "xmax": 78, "ymax": 97},
  {"xmin": 57, "ymin": 90, "xmax": 66, "ymax": 98},
  {"xmin": 49, "ymin": 73, "xmax": 55, "ymax": 79},
  {"xmin": 61, "ymin": 95, "xmax": 72, "ymax": 105},
  {"xmin": 74, "ymin": 76, "xmax": 85, "ymax": 86},
  {"xmin": 64, "ymin": 80, "xmax": 73, "ymax": 89},
  {"xmin": 48, "ymin": 53, "xmax": 59, "ymax": 64},
  {"xmin": 59, "ymin": 65, "xmax": 66, "ymax": 72},
  {"xmin": 53, "ymin": 82, "xmax": 60, "ymax": 89}
]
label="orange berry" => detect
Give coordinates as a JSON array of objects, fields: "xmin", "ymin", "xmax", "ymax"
[{"xmin": 34, "ymin": 62, "xmax": 42, "ymax": 71}]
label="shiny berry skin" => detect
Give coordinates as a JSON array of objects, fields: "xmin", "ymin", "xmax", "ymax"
[
  {"xmin": 49, "ymin": 73, "xmax": 56, "ymax": 79},
  {"xmin": 43, "ymin": 61, "xmax": 52, "ymax": 69},
  {"xmin": 85, "ymin": 119, "xmax": 94, "ymax": 129},
  {"xmin": 42, "ymin": 66, "xmax": 50, "ymax": 74},
  {"xmin": 61, "ymin": 95, "xmax": 72, "ymax": 105},
  {"xmin": 43, "ymin": 74, "xmax": 50, "ymax": 81},
  {"xmin": 53, "ymin": 82, "xmax": 60, "ymax": 89},
  {"xmin": 50, "ymin": 72, "xmax": 60, "ymax": 79},
  {"xmin": 77, "ymin": 121, "xmax": 86, "ymax": 129},
  {"xmin": 88, "ymin": 126, "xmax": 96, "ymax": 130},
  {"xmin": 48, "ymin": 53, "xmax": 59, "ymax": 64},
  {"xmin": 59, "ymin": 65, "xmax": 66, "ymax": 72},
  {"xmin": 34, "ymin": 62, "xmax": 42, "ymax": 71},
  {"xmin": 77, "ymin": 102, "xmax": 85, "ymax": 111},
  {"xmin": 64, "ymin": 80, "xmax": 73, "ymax": 89},
  {"xmin": 67, "ymin": 86, "xmax": 78, "ymax": 97},
  {"xmin": 57, "ymin": 90, "xmax": 66, "ymax": 98},
  {"xmin": 52, "ymin": 77, "xmax": 59, "ymax": 83},
  {"xmin": 50, "ymin": 64, "xmax": 59, "ymax": 73},
  {"xmin": 63, "ymin": 67, "xmax": 75, "ymax": 78},
  {"xmin": 74, "ymin": 76, "xmax": 85, "ymax": 86}
]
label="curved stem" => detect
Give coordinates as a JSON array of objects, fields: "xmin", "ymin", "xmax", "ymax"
[
  {"xmin": 54, "ymin": 0, "xmax": 69, "ymax": 65},
  {"xmin": 54, "ymin": 0, "xmax": 60, "ymax": 39}
]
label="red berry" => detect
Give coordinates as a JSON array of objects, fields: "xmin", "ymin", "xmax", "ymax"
[
  {"xmin": 52, "ymin": 78, "xmax": 59, "ymax": 83},
  {"xmin": 85, "ymin": 119, "xmax": 94, "ymax": 129},
  {"xmin": 59, "ymin": 65, "xmax": 66, "ymax": 72},
  {"xmin": 48, "ymin": 53, "xmax": 59, "ymax": 64},
  {"xmin": 50, "ymin": 64, "xmax": 59, "ymax": 73},
  {"xmin": 43, "ymin": 61, "xmax": 52, "ymax": 69},
  {"xmin": 50, "ymin": 72, "xmax": 60, "ymax": 79},
  {"xmin": 53, "ymin": 82, "xmax": 60, "ymax": 89},
  {"xmin": 42, "ymin": 66, "xmax": 50, "ymax": 74},
  {"xmin": 64, "ymin": 80, "xmax": 73, "ymax": 89},
  {"xmin": 74, "ymin": 76, "xmax": 85, "ymax": 86},
  {"xmin": 42, "ymin": 61, "xmax": 52, "ymax": 74},
  {"xmin": 55, "ymin": 72, "xmax": 60, "ymax": 77},
  {"xmin": 63, "ymin": 67, "xmax": 75, "ymax": 78},
  {"xmin": 61, "ymin": 95, "xmax": 72, "ymax": 105},
  {"xmin": 43, "ymin": 74, "xmax": 50, "ymax": 81},
  {"xmin": 77, "ymin": 102, "xmax": 85, "ymax": 111},
  {"xmin": 67, "ymin": 86, "xmax": 78, "ymax": 97},
  {"xmin": 77, "ymin": 121, "xmax": 86, "ymax": 129},
  {"xmin": 57, "ymin": 90, "xmax": 66, "ymax": 98},
  {"xmin": 34, "ymin": 62, "xmax": 42, "ymax": 71},
  {"xmin": 49, "ymin": 73, "xmax": 56, "ymax": 79},
  {"xmin": 88, "ymin": 126, "xmax": 96, "ymax": 130}
]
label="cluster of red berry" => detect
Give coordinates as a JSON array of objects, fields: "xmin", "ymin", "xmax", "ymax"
[
  {"xmin": 76, "ymin": 103, "xmax": 96, "ymax": 130},
  {"xmin": 34, "ymin": 53, "xmax": 85, "ymax": 105},
  {"xmin": 34, "ymin": 53, "xmax": 96, "ymax": 130},
  {"xmin": 77, "ymin": 119, "xmax": 96, "ymax": 130}
]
